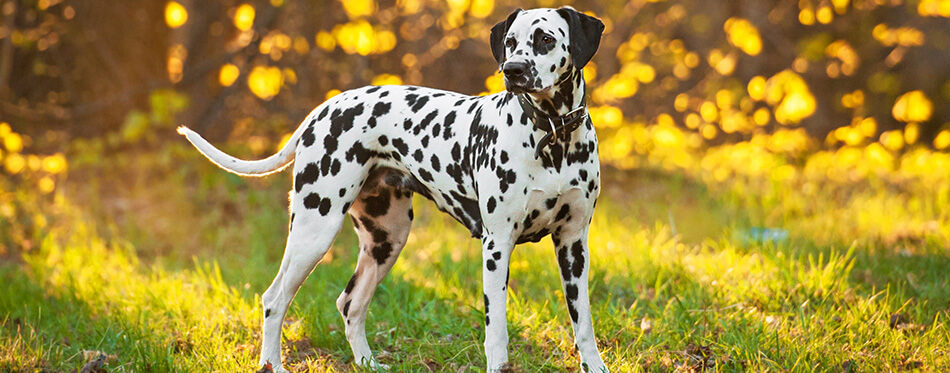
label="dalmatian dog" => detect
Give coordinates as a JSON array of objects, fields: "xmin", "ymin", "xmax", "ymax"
[{"xmin": 178, "ymin": 7, "xmax": 607, "ymax": 372}]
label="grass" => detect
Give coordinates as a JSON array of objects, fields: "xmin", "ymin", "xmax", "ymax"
[{"xmin": 1, "ymin": 142, "xmax": 948, "ymax": 372}]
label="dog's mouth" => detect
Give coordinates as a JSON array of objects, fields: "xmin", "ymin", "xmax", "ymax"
[{"xmin": 504, "ymin": 79, "xmax": 541, "ymax": 94}]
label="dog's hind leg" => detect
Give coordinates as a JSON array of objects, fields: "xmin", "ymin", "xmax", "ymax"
[
  {"xmin": 258, "ymin": 162, "xmax": 366, "ymax": 372},
  {"xmin": 337, "ymin": 183, "xmax": 413, "ymax": 370}
]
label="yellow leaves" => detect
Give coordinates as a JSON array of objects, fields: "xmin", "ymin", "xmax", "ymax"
[
  {"xmin": 841, "ymin": 90, "xmax": 864, "ymax": 108},
  {"xmin": 700, "ymin": 101, "xmax": 718, "ymax": 122},
  {"xmin": 371, "ymin": 74, "xmax": 402, "ymax": 85},
  {"xmin": 880, "ymin": 130, "xmax": 904, "ymax": 151},
  {"xmin": 674, "ymin": 94, "xmax": 689, "ymax": 112},
  {"xmin": 331, "ymin": 21, "xmax": 396, "ymax": 55},
  {"xmin": 247, "ymin": 66, "xmax": 283, "ymax": 100},
  {"xmin": 469, "ymin": 0, "xmax": 494, "ymax": 18},
  {"xmin": 799, "ymin": 8, "xmax": 816, "ymax": 25},
  {"xmin": 316, "ymin": 31, "xmax": 336, "ymax": 51},
  {"xmin": 816, "ymin": 5, "xmax": 834, "ymax": 24},
  {"xmin": 918, "ymin": 0, "xmax": 950, "ymax": 17},
  {"xmin": 219, "ymin": 64, "xmax": 239, "ymax": 87},
  {"xmin": 830, "ymin": 117, "xmax": 876, "ymax": 147},
  {"xmin": 483, "ymin": 71, "xmax": 504, "ymax": 94},
  {"xmin": 831, "ymin": 0, "xmax": 850, "ymax": 14},
  {"xmin": 233, "ymin": 4, "xmax": 256, "ymax": 32},
  {"xmin": 589, "ymin": 105, "xmax": 624, "ymax": 128},
  {"xmin": 826, "ymin": 40, "xmax": 859, "ymax": 76},
  {"xmin": 42, "ymin": 154, "xmax": 67, "ymax": 174},
  {"xmin": 594, "ymin": 62, "xmax": 654, "ymax": 102},
  {"xmin": 165, "ymin": 1, "xmax": 188, "ymax": 29},
  {"xmin": 904, "ymin": 122, "xmax": 919, "ymax": 144},
  {"xmin": 167, "ymin": 44, "xmax": 186, "ymax": 83},
  {"xmin": 3, "ymin": 130, "xmax": 23, "ymax": 153},
  {"xmin": 603, "ymin": 77, "xmax": 638, "ymax": 99},
  {"xmin": 4, "ymin": 153, "xmax": 25, "ymax": 174},
  {"xmin": 341, "ymin": 0, "xmax": 376, "ymax": 19},
  {"xmin": 753, "ymin": 108, "xmax": 770, "ymax": 126},
  {"xmin": 872, "ymin": 24, "xmax": 925, "ymax": 47},
  {"xmin": 707, "ymin": 49, "xmax": 736, "ymax": 75},
  {"xmin": 38, "ymin": 176, "xmax": 55, "ymax": 194},
  {"xmin": 747, "ymin": 76, "xmax": 767, "ymax": 101},
  {"xmin": 724, "ymin": 17, "xmax": 762, "ymax": 56},
  {"xmin": 398, "ymin": 0, "xmax": 424, "ymax": 14},
  {"xmin": 763, "ymin": 70, "xmax": 816, "ymax": 125},
  {"xmin": 892, "ymin": 90, "xmax": 933, "ymax": 123},
  {"xmin": 934, "ymin": 130, "xmax": 950, "ymax": 150}
]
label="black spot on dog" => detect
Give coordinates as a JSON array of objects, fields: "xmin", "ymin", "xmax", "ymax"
[
  {"xmin": 378, "ymin": 135, "xmax": 389, "ymax": 146},
  {"xmin": 265, "ymin": 308, "xmax": 272, "ymax": 317},
  {"xmin": 492, "ymin": 251, "xmax": 502, "ymax": 260},
  {"xmin": 324, "ymin": 135, "xmax": 338, "ymax": 155},
  {"xmin": 486, "ymin": 259, "xmax": 497, "ymax": 271},
  {"xmin": 418, "ymin": 168, "xmax": 434, "ymax": 182},
  {"xmin": 545, "ymin": 198, "xmax": 558, "ymax": 209},
  {"xmin": 565, "ymin": 283, "xmax": 579, "ymax": 301},
  {"xmin": 555, "ymin": 204, "xmax": 570, "ymax": 221},
  {"xmin": 345, "ymin": 273, "xmax": 358, "ymax": 293},
  {"xmin": 373, "ymin": 102, "xmax": 391, "ymax": 117},
  {"xmin": 392, "ymin": 138, "xmax": 409, "ymax": 156},
  {"xmin": 364, "ymin": 190, "xmax": 391, "ymax": 217},
  {"xmin": 366, "ymin": 86, "xmax": 381, "ymax": 94},
  {"xmin": 295, "ymin": 163, "xmax": 320, "ymax": 192},
  {"xmin": 342, "ymin": 300, "xmax": 351, "ymax": 317},
  {"xmin": 410, "ymin": 95, "xmax": 429, "ymax": 113},
  {"xmin": 571, "ymin": 240, "xmax": 585, "ymax": 278},
  {"xmin": 317, "ymin": 106, "xmax": 330, "ymax": 121},
  {"xmin": 557, "ymin": 246, "xmax": 572, "ymax": 282},
  {"xmin": 330, "ymin": 159, "xmax": 341, "ymax": 176},
  {"xmin": 487, "ymin": 196, "xmax": 496, "ymax": 214},
  {"xmin": 301, "ymin": 123, "xmax": 316, "ymax": 147},
  {"xmin": 359, "ymin": 217, "xmax": 388, "ymax": 243},
  {"xmin": 413, "ymin": 149, "xmax": 424, "ymax": 163},
  {"xmin": 430, "ymin": 155, "xmax": 441, "ymax": 172},
  {"xmin": 372, "ymin": 242, "xmax": 393, "ymax": 264}
]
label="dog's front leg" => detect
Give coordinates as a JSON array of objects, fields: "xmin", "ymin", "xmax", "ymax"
[
  {"xmin": 481, "ymin": 237, "xmax": 513, "ymax": 372},
  {"xmin": 553, "ymin": 227, "xmax": 609, "ymax": 373}
]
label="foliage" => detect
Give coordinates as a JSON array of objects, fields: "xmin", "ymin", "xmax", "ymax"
[{"xmin": 1, "ymin": 0, "xmax": 950, "ymax": 371}]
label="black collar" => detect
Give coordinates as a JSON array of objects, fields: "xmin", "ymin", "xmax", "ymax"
[{"xmin": 517, "ymin": 94, "xmax": 589, "ymax": 158}]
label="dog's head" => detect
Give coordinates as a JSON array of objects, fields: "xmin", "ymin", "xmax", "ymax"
[{"xmin": 490, "ymin": 7, "xmax": 604, "ymax": 94}]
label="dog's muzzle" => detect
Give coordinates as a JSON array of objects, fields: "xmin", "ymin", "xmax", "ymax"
[{"xmin": 502, "ymin": 61, "xmax": 532, "ymax": 93}]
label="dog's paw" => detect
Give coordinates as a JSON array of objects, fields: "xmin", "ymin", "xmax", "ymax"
[{"xmin": 580, "ymin": 362, "xmax": 610, "ymax": 373}]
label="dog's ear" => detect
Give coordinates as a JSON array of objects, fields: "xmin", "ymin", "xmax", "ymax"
[
  {"xmin": 490, "ymin": 9, "xmax": 523, "ymax": 68},
  {"xmin": 556, "ymin": 7, "xmax": 605, "ymax": 69}
]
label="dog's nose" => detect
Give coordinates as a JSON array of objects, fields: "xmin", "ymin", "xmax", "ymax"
[{"xmin": 502, "ymin": 62, "xmax": 528, "ymax": 78}]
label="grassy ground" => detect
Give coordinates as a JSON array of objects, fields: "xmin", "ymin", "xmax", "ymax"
[{"xmin": 1, "ymin": 142, "xmax": 948, "ymax": 372}]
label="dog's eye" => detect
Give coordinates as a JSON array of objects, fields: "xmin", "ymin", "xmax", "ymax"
[
  {"xmin": 541, "ymin": 35, "xmax": 554, "ymax": 44},
  {"xmin": 505, "ymin": 38, "xmax": 515, "ymax": 48}
]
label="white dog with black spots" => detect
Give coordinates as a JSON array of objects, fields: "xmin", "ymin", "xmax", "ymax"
[{"xmin": 178, "ymin": 7, "xmax": 609, "ymax": 372}]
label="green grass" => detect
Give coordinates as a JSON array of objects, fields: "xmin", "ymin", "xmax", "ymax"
[{"xmin": 1, "ymin": 145, "xmax": 948, "ymax": 372}]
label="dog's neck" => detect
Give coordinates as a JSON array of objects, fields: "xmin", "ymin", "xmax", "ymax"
[{"xmin": 521, "ymin": 68, "xmax": 586, "ymax": 118}]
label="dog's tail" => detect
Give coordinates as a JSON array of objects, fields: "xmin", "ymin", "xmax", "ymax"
[{"xmin": 177, "ymin": 122, "xmax": 306, "ymax": 177}]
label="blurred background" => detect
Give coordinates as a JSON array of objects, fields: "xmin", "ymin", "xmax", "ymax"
[
  {"xmin": 1, "ymin": 0, "xmax": 948, "ymax": 150},
  {"xmin": 2, "ymin": 1, "xmax": 950, "ymax": 371},
  {"xmin": 4, "ymin": 0, "xmax": 950, "ymax": 246}
]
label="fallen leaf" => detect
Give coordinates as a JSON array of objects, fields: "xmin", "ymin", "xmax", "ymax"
[{"xmin": 640, "ymin": 317, "xmax": 653, "ymax": 335}]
